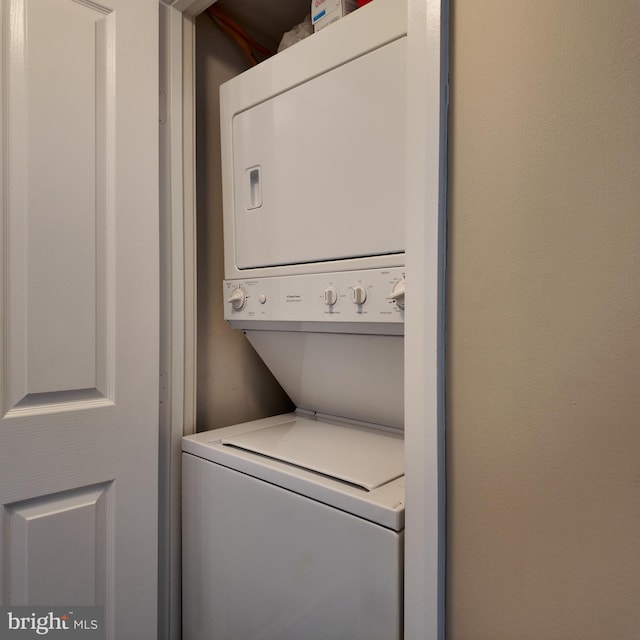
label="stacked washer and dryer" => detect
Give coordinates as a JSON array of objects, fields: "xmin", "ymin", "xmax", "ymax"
[{"xmin": 182, "ymin": 1, "xmax": 408, "ymax": 638}]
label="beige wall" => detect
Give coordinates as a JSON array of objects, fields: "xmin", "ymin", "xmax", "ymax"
[{"xmin": 446, "ymin": 2, "xmax": 640, "ymax": 638}]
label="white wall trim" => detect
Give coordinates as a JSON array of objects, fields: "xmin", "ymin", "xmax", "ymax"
[
  {"xmin": 158, "ymin": 4, "xmax": 194, "ymax": 639},
  {"xmin": 180, "ymin": 14, "xmax": 197, "ymax": 437},
  {"xmin": 404, "ymin": 0, "xmax": 448, "ymax": 638}
]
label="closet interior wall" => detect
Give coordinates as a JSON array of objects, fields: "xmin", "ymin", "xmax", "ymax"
[{"xmin": 194, "ymin": 3, "xmax": 314, "ymax": 430}]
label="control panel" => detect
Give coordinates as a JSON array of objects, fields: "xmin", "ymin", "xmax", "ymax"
[{"xmin": 223, "ymin": 267, "xmax": 405, "ymax": 328}]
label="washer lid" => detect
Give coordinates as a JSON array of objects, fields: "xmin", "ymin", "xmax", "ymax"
[{"xmin": 221, "ymin": 417, "xmax": 403, "ymax": 491}]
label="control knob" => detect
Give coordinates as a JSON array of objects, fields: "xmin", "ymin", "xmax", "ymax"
[
  {"xmin": 390, "ymin": 279, "xmax": 405, "ymax": 309},
  {"xmin": 323, "ymin": 286, "xmax": 338, "ymax": 307},
  {"xmin": 227, "ymin": 288, "xmax": 246, "ymax": 310},
  {"xmin": 352, "ymin": 285, "xmax": 368, "ymax": 305}
]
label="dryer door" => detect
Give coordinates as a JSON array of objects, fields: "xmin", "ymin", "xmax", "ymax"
[{"xmin": 231, "ymin": 37, "xmax": 406, "ymax": 269}]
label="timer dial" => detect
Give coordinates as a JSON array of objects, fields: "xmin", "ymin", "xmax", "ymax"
[
  {"xmin": 227, "ymin": 288, "xmax": 246, "ymax": 310},
  {"xmin": 390, "ymin": 279, "xmax": 405, "ymax": 309}
]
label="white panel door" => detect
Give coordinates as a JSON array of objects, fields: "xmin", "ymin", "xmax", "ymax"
[{"xmin": 0, "ymin": 0, "xmax": 159, "ymax": 638}]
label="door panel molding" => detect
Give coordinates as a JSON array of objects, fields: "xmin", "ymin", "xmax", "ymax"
[
  {"xmin": 2, "ymin": 482, "xmax": 114, "ymax": 608},
  {"xmin": 1, "ymin": 0, "xmax": 116, "ymax": 415}
]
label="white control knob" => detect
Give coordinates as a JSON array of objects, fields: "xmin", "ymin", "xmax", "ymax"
[
  {"xmin": 352, "ymin": 285, "xmax": 367, "ymax": 305},
  {"xmin": 323, "ymin": 286, "xmax": 338, "ymax": 306},
  {"xmin": 390, "ymin": 279, "xmax": 405, "ymax": 309},
  {"xmin": 227, "ymin": 288, "xmax": 246, "ymax": 310}
]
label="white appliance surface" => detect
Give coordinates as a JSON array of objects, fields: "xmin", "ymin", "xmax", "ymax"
[
  {"xmin": 182, "ymin": 450, "xmax": 403, "ymax": 640},
  {"xmin": 223, "ymin": 267, "xmax": 405, "ymax": 330},
  {"xmin": 223, "ymin": 267, "xmax": 406, "ymax": 428},
  {"xmin": 244, "ymin": 330, "xmax": 404, "ymax": 429},
  {"xmin": 231, "ymin": 37, "xmax": 406, "ymax": 270},
  {"xmin": 182, "ymin": 413, "xmax": 405, "ymax": 531},
  {"xmin": 221, "ymin": 417, "xmax": 403, "ymax": 490}
]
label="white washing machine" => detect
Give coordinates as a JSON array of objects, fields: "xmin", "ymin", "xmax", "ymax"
[
  {"xmin": 182, "ymin": 413, "xmax": 404, "ymax": 640},
  {"xmin": 182, "ymin": 266, "xmax": 406, "ymax": 639}
]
